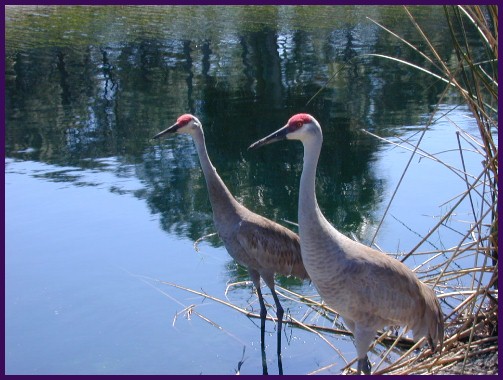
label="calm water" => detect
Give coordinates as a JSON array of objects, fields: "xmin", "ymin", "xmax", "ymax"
[{"xmin": 5, "ymin": 5, "xmax": 488, "ymax": 375}]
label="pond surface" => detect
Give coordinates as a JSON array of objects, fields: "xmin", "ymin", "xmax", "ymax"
[{"xmin": 5, "ymin": 5, "xmax": 489, "ymax": 375}]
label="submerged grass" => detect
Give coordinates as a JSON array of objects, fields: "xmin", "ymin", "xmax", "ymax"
[{"xmin": 157, "ymin": 5, "xmax": 497, "ymax": 375}]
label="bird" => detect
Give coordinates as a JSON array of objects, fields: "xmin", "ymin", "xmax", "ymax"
[
  {"xmin": 152, "ymin": 114, "xmax": 309, "ymax": 375},
  {"xmin": 249, "ymin": 113, "xmax": 444, "ymax": 375}
]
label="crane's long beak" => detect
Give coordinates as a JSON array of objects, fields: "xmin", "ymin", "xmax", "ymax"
[
  {"xmin": 152, "ymin": 122, "xmax": 180, "ymax": 140},
  {"xmin": 248, "ymin": 124, "xmax": 290, "ymax": 150}
]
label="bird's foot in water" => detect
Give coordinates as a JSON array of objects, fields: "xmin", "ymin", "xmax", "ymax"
[{"xmin": 356, "ymin": 356, "xmax": 371, "ymax": 375}]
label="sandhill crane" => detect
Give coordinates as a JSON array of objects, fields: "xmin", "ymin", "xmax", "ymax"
[
  {"xmin": 249, "ymin": 113, "xmax": 444, "ymax": 375},
  {"xmin": 153, "ymin": 114, "xmax": 309, "ymax": 375}
]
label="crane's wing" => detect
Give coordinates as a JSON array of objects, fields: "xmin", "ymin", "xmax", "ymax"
[
  {"xmin": 234, "ymin": 216, "xmax": 308, "ymax": 280},
  {"xmin": 343, "ymin": 242, "xmax": 441, "ymax": 336}
]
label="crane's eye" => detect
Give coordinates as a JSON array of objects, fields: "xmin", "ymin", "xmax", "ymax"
[{"xmin": 296, "ymin": 121, "xmax": 303, "ymax": 129}]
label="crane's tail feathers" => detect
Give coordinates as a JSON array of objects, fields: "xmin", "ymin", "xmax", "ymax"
[
  {"xmin": 432, "ymin": 295, "xmax": 445, "ymax": 353},
  {"xmin": 413, "ymin": 284, "xmax": 444, "ymax": 354}
]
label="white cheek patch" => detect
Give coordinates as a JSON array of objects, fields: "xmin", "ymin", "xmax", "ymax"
[{"xmin": 286, "ymin": 129, "xmax": 302, "ymax": 140}]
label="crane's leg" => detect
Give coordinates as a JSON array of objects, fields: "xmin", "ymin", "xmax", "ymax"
[
  {"xmin": 249, "ymin": 270, "xmax": 268, "ymax": 375},
  {"xmin": 428, "ymin": 336, "xmax": 435, "ymax": 352},
  {"xmin": 270, "ymin": 287, "xmax": 284, "ymax": 375},
  {"xmin": 357, "ymin": 356, "xmax": 371, "ymax": 375},
  {"xmin": 353, "ymin": 326, "xmax": 375, "ymax": 375},
  {"xmin": 256, "ymin": 286, "xmax": 268, "ymax": 348}
]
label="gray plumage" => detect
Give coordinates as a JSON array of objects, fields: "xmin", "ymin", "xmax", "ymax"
[
  {"xmin": 153, "ymin": 114, "xmax": 308, "ymax": 374},
  {"xmin": 249, "ymin": 113, "xmax": 444, "ymax": 375}
]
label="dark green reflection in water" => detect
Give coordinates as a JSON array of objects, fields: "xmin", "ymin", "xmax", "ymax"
[{"xmin": 5, "ymin": 5, "xmax": 464, "ymax": 245}]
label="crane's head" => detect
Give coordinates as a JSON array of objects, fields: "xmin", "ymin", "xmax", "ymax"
[
  {"xmin": 152, "ymin": 114, "xmax": 202, "ymax": 139},
  {"xmin": 248, "ymin": 113, "xmax": 321, "ymax": 150}
]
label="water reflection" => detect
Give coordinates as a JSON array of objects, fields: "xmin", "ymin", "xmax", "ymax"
[
  {"xmin": 6, "ymin": 6, "xmax": 479, "ymax": 242},
  {"xmin": 5, "ymin": 6, "xmax": 468, "ymax": 247}
]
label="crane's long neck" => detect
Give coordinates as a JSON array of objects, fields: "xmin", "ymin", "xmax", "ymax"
[
  {"xmin": 298, "ymin": 134, "xmax": 326, "ymax": 231},
  {"xmin": 299, "ymin": 131, "xmax": 333, "ymax": 249},
  {"xmin": 191, "ymin": 128, "xmax": 242, "ymax": 222},
  {"xmin": 297, "ymin": 129, "xmax": 350, "ymax": 277}
]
